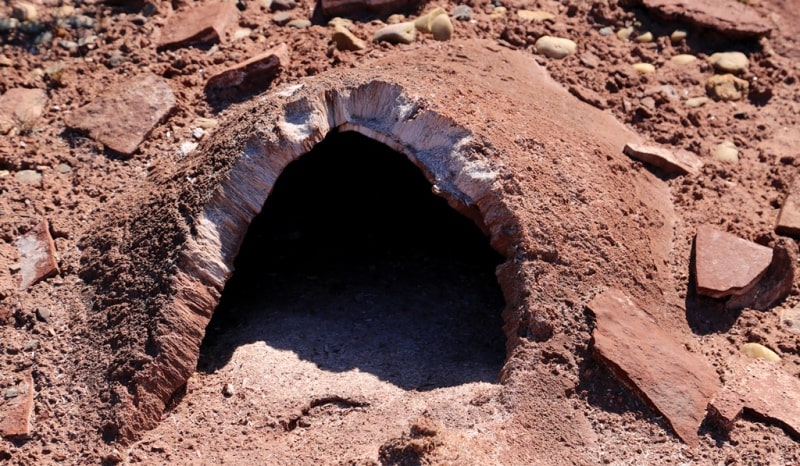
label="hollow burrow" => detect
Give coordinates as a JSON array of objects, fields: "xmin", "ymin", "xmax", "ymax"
[
  {"xmin": 198, "ymin": 130, "xmax": 507, "ymax": 390},
  {"xmin": 79, "ymin": 41, "xmax": 675, "ymax": 441}
]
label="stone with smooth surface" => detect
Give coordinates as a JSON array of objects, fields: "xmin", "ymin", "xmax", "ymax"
[
  {"xmin": 0, "ymin": 372, "xmax": 34, "ymax": 438},
  {"xmin": 414, "ymin": 7, "xmax": 445, "ymax": 33},
  {"xmin": 671, "ymin": 54, "xmax": 697, "ymax": 65},
  {"xmin": 776, "ymin": 176, "xmax": 800, "ymax": 237},
  {"xmin": 694, "ymin": 225, "xmax": 773, "ymax": 298},
  {"xmin": 158, "ymin": 2, "xmax": 239, "ymax": 49},
  {"xmin": 742, "ymin": 343, "xmax": 781, "ymax": 362},
  {"xmin": 588, "ymin": 288, "xmax": 721, "ymax": 447},
  {"xmin": 66, "ymin": 73, "xmax": 175, "ymax": 155},
  {"xmin": 518, "ymin": 10, "xmax": 554, "ymax": 21},
  {"xmin": 642, "ymin": 0, "xmax": 771, "ymax": 38},
  {"xmin": 331, "ymin": 25, "xmax": 367, "ymax": 51},
  {"xmin": 710, "ymin": 360, "xmax": 800, "ymax": 438},
  {"xmin": 374, "ymin": 22, "xmax": 415, "ymax": 44},
  {"xmin": 632, "ymin": 63, "xmax": 655, "ymax": 73},
  {"xmin": 0, "ymin": 88, "xmax": 47, "ymax": 135},
  {"xmin": 685, "ymin": 96, "xmax": 708, "ymax": 108},
  {"xmin": 430, "ymin": 14, "xmax": 453, "ymax": 41},
  {"xmin": 206, "ymin": 44, "xmax": 289, "ymax": 89},
  {"xmin": 535, "ymin": 36, "xmax": 577, "ymax": 59},
  {"xmin": 623, "ymin": 143, "xmax": 703, "ymax": 175},
  {"xmin": 16, "ymin": 219, "xmax": 59, "ymax": 291},
  {"xmin": 706, "ymin": 74, "xmax": 748, "ymax": 101},
  {"xmin": 708, "ymin": 52, "xmax": 748, "ymax": 74},
  {"xmin": 727, "ymin": 238, "xmax": 796, "ymax": 311},
  {"xmin": 714, "ymin": 140, "xmax": 739, "ymax": 162}
]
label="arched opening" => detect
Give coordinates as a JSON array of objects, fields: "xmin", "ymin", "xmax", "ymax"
[{"xmin": 197, "ymin": 130, "xmax": 506, "ymax": 389}]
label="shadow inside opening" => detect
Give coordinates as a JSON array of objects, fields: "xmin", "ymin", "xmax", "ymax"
[{"xmin": 198, "ymin": 130, "xmax": 506, "ymax": 390}]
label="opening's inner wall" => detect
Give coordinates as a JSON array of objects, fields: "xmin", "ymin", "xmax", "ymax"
[{"xmin": 199, "ymin": 130, "xmax": 507, "ymax": 390}]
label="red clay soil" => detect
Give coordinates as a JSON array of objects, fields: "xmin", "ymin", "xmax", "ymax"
[{"xmin": 1, "ymin": 0, "xmax": 800, "ymax": 464}]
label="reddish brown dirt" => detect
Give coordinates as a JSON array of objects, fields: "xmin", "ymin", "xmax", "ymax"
[{"xmin": 2, "ymin": 0, "xmax": 800, "ymax": 464}]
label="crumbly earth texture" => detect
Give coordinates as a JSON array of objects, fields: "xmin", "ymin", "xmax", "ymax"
[{"xmin": 1, "ymin": 0, "xmax": 800, "ymax": 464}]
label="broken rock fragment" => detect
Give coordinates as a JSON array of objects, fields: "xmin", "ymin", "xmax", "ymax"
[
  {"xmin": 776, "ymin": 176, "xmax": 800, "ymax": 237},
  {"xmin": 158, "ymin": 2, "xmax": 239, "ymax": 49},
  {"xmin": 206, "ymin": 44, "xmax": 289, "ymax": 90},
  {"xmin": 641, "ymin": 0, "xmax": 771, "ymax": 38},
  {"xmin": 710, "ymin": 360, "xmax": 800, "ymax": 438},
  {"xmin": 0, "ymin": 87, "xmax": 47, "ymax": 135},
  {"xmin": 588, "ymin": 288, "xmax": 721, "ymax": 446},
  {"xmin": 694, "ymin": 225, "xmax": 773, "ymax": 298},
  {"xmin": 726, "ymin": 238, "xmax": 796, "ymax": 311},
  {"xmin": 623, "ymin": 142, "xmax": 702, "ymax": 175},
  {"xmin": 65, "ymin": 73, "xmax": 175, "ymax": 156},
  {"xmin": 16, "ymin": 219, "xmax": 59, "ymax": 291},
  {"xmin": 0, "ymin": 371, "xmax": 34, "ymax": 438}
]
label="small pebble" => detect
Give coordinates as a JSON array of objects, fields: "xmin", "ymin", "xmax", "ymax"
[
  {"xmin": 4, "ymin": 388, "xmax": 19, "ymax": 399},
  {"xmin": 453, "ymin": 5, "xmax": 471, "ymax": 21},
  {"xmin": 222, "ymin": 383, "xmax": 235, "ymax": 397},
  {"xmin": 192, "ymin": 128, "xmax": 205, "ymax": 140},
  {"xmin": 490, "ymin": 6, "xmax": 507, "ymax": 19},
  {"xmin": 16, "ymin": 170, "xmax": 42, "ymax": 185},
  {"xmin": 742, "ymin": 343, "xmax": 781, "ymax": 362},
  {"xmin": 781, "ymin": 307, "xmax": 800, "ymax": 335},
  {"xmin": 635, "ymin": 31, "xmax": 653, "ymax": 43},
  {"xmin": 36, "ymin": 307, "xmax": 52, "ymax": 322},
  {"xmin": 685, "ymin": 97, "xmax": 709, "ymax": 108},
  {"xmin": 23, "ymin": 339, "xmax": 39, "ymax": 351},
  {"xmin": 616, "ymin": 26, "xmax": 633, "ymax": 40},
  {"xmin": 632, "ymin": 63, "xmax": 655, "ymax": 73},
  {"xmin": 671, "ymin": 54, "xmax": 697, "ymax": 65},
  {"xmin": 57, "ymin": 163, "xmax": 72, "ymax": 174},
  {"xmin": 233, "ymin": 28, "xmax": 252, "ymax": 40},
  {"xmin": 430, "ymin": 14, "xmax": 453, "ymax": 41},
  {"xmin": 0, "ymin": 18, "xmax": 20, "ymax": 32},
  {"xmin": 12, "ymin": 2, "xmax": 38, "ymax": 22},
  {"xmin": 272, "ymin": 12, "xmax": 292, "ymax": 25},
  {"xmin": 714, "ymin": 141, "xmax": 739, "ymax": 162},
  {"xmin": 68, "ymin": 15, "xmax": 94, "ymax": 29},
  {"xmin": 534, "ymin": 36, "xmax": 577, "ymax": 59},
  {"xmin": 54, "ymin": 5, "xmax": 75, "ymax": 19},
  {"xmin": 518, "ymin": 10, "xmax": 554, "ymax": 21},
  {"xmin": 287, "ymin": 19, "xmax": 310, "ymax": 29},
  {"xmin": 386, "ymin": 14, "xmax": 405, "ymax": 24},
  {"xmin": 328, "ymin": 17, "xmax": 353, "ymax": 29},
  {"xmin": 331, "ymin": 24, "xmax": 366, "ymax": 51},
  {"xmin": 0, "ymin": 54, "xmax": 11, "ymax": 67},
  {"xmin": 414, "ymin": 7, "xmax": 445, "ymax": 33},
  {"xmin": 708, "ymin": 51, "xmax": 748, "ymax": 74},
  {"xmin": 706, "ymin": 74, "xmax": 749, "ymax": 101},
  {"xmin": 598, "ymin": 26, "xmax": 613, "ymax": 36},
  {"xmin": 374, "ymin": 22, "xmax": 415, "ymax": 45},
  {"xmin": 670, "ymin": 30, "xmax": 687, "ymax": 42}
]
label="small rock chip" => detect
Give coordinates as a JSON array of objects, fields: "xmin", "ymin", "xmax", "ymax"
[
  {"xmin": 694, "ymin": 225, "xmax": 773, "ymax": 298},
  {"xmin": 706, "ymin": 74, "xmax": 749, "ymax": 101},
  {"xmin": 708, "ymin": 51, "xmax": 748, "ymax": 74},
  {"xmin": 386, "ymin": 14, "xmax": 405, "ymax": 24},
  {"xmin": 713, "ymin": 140, "xmax": 739, "ymax": 163},
  {"xmin": 16, "ymin": 219, "xmax": 59, "ymax": 291},
  {"xmin": 777, "ymin": 176, "xmax": 800, "ymax": 237},
  {"xmin": 36, "ymin": 307, "xmax": 51, "ymax": 322},
  {"xmin": 331, "ymin": 25, "xmax": 367, "ymax": 51},
  {"xmin": 453, "ymin": 5, "xmax": 471, "ymax": 21},
  {"xmin": 414, "ymin": 7, "xmax": 445, "ymax": 33},
  {"xmin": 11, "ymin": 2, "xmax": 38, "ymax": 22},
  {"xmin": 0, "ymin": 88, "xmax": 47, "ymax": 135},
  {"xmin": 328, "ymin": 17, "xmax": 353, "ymax": 28},
  {"xmin": 0, "ymin": 372, "xmax": 34, "ymax": 438},
  {"xmin": 158, "ymin": 2, "xmax": 239, "ymax": 49},
  {"xmin": 781, "ymin": 306, "xmax": 800, "ymax": 334},
  {"xmin": 518, "ymin": 10, "xmax": 555, "ymax": 21},
  {"xmin": 632, "ymin": 63, "xmax": 655, "ymax": 73},
  {"xmin": 57, "ymin": 163, "xmax": 72, "ymax": 174},
  {"xmin": 15, "ymin": 170, "xmax": 42, "ymax": 185},
  {"xmin": 588, "ymin": 289, "xmax": 721, "ymax": 447},
  {"xmin": 685, "ymin": 96, "xmax": 708, "ymax": 108},
  {"xmin": 623, "ymin": 142, "xmax": 703, "ymax": 175},
  {"xmin": 710, "ymin": 360, "xmax": 800, "ymax": 439},
  {"xmin": 233, "ymin": 28, "xmax": 252, "ymax": 40},
  {"xmin": 670, "ymin": 30, "xmax": 687, "ymax": 42},
  {"xmin": 430, "ymin": 14, "xmax": 453, "ymax": 41},
  {"xmin": 490, "ymin": 6, "xmax": 507, "ymax": 19},
  {"xmin": 222, "ymin": 383, "xmax": 235, "ymax": 397},
  {"xmin": 374, "ymin": 22, "xmax": 415, "ymax": 45},
  {"xmin": 23, "ymin": 340, "xmax": 39, "ymax": 351},
  {"xmin": 534, "ymin": 36, "xmax": 577, "ymax": 59},
  {"xmin": 66, "ymin": 73, "xmax": 176, "ymax": 155},
  {"xmin": 616, "ymin": 26, "xmax": 634, "ymax": 40},
  {"xmin": 635, "ymin": 31, "xmax": 653, "ymax": 43},
  {"xmin": 671, "ymin": 54, "xmax": 697, "ymax": 65},
  {"xmin": 206, "ymin": 44, "xmax": 289, "ymax": 90},
  {"xmin": 272, "ymin": 12, "xmax": 293, "ymax": 25},
  {"xmin": 742, "ymin": 343, "xmax": 781, "ymax": 362},
  {"xmin": 287, "ymin": 19, "xmax": 310, "ymax": 29}
]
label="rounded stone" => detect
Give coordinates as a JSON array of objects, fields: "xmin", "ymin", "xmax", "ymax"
[
  {"xmin": 708, "ymin": 51, "xmax": 748, "ymax": 74},
  {"xmin": 518, "ymin": 10, "xmax": 555, "ymax": 21},
  {"xmin": 635, "ymin": 32, "xmax": 653, "ymax": 43},
  {"xmin": 714, "ymin": 141, "xmax": 739, "ymax": 162},
  {"xmin": 332, "ymin": 25, "xmax": 367, "ymax": 51},
  {"xmin": 742, "ymin": 343, "xmax": 781, "ymax": 362},
  {"xmin": 453, "ymin": 5, "xmax": 471, "ymax": 21},
  {"xmin": 287, "ymin": 19, "xmax": 310, "ymax": 29},
  {"xmin": 670, "ymin": 30, "xmax": 687, "ymax": 42},
  {"xmin": 16, "ymin": 170, "xmax": 42, "ymax": 185},
  {"xmin": 671, "ymin": 54, "xmax": 697, "ymax": 66},
  {"xmin": 632, "ymin": 63, "xmax": 655, "ymax": 73},
  {"xmin": 374, "ymin": 22, "xmax": 415, "ymax": 45},
  {"xmin": 616, "ymin": 26, "xmax": 633, "ymax": 40},
  {"xmin": 414, "ymin": 7, "xmax": 445, "ymax": 33},
  {"xmin": 430, "ymin": 14, "xmax": 453, "ymax": 41},
  {"xmin": 534, "ymin": 36, "xmax": 577, "ymax": 59},
  {"xmin": 685, "ymin": 97, "xmax": 709, "ymax": 108}
]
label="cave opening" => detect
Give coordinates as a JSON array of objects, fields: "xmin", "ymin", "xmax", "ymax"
[{"xmin": 197, "ymin": 130, "xmax": 507, "ymax": 390}]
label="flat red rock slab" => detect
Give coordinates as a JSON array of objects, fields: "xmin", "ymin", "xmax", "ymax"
[
  {"xmin": 641, "ymin": 0, "xmax": 771, "ymax": 38},
  {"xmin": 727, "ymin": 238, "xmax": 796, "ymax": 311},
  {"xmin": 0, "ymin": 371, "xmax": 34, "ymax": 439},
  {"xmin": 710, "ymin": 359, "xmax": 800, "ymax": 439},
  {"xmin": 694, "ymin": 225, "xmax": 773, "ymax": 298},
  {"xmin": 65, "ymin": 73, "xmax": 175, "ymax": 156},
  {"xmin": 0, "ymin": 87, "xmax": 47, "ymax": 134},
  {"xmin": 206, "ymin": 44, "xmax": 289, "ymax": 90},
  {"xmin": 776, "ymin": 176, "xmax": 800, "ymax": 237},
  {"xmin": 588, "ymin": 288, "xmax": 721, "ymax": 447},
  {"xmin": 623, "ymin": 142, "xmax": 703, "ymax": 175},
  {"xmin": 158, "ymin": 2, "xmax": 239, "ymax": 49},
  {"xmin": 16, "ymin": 219, "xmax": 59, "ymax": 291}
]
